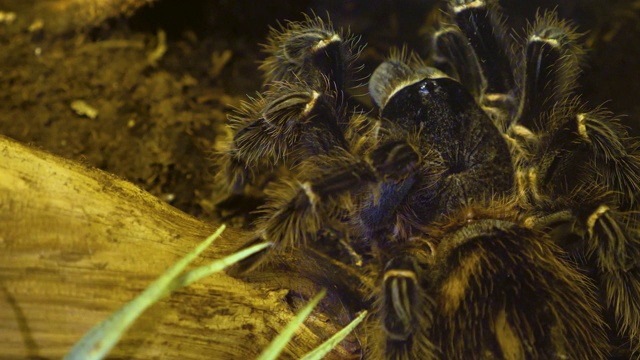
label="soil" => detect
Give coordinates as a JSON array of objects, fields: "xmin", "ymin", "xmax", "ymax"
[{"xmin": 1, "ymin": 0, "xmax": 639, "ymax": 223}]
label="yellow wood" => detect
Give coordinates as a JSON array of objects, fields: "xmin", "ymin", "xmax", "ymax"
[{"xmin": 0, "ymin": 136, "xmax": 353, "ymax": 359}]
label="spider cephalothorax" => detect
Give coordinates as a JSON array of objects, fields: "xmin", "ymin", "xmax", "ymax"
[{"xmin": 216, "ymin": 1, "xmax": 640, "ymax": 358}]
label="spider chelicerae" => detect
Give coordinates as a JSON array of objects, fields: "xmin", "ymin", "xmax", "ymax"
[{"xmin": 216, "ymin": 0, "xmax": 640, "ymax": 358}]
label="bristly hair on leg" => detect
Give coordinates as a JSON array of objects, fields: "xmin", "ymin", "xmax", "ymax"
[
  {"xmin": 577, "ymin": 109, "xmax": 640, "ymax": 210},
  {"xmin": 445, "ymin": 0, "xmax": 516, "ymax": 96},
  {"xmin": 515, "ymin": 9, "xmax": 584, "ymax": 133},
  {"xmin": 216, "ymin": 79, "xmax": 351, "ymax": 195},
  {"xmin": 259, "ymin": 13, "xmax": 363, "ymax": 94},
  {"xmin": 432, "ymin": 25, "xmax": 487, "ymax": 100},
  {"xmin": 365, "ymin": 240, "xmax": 438, "ymax": 360}
]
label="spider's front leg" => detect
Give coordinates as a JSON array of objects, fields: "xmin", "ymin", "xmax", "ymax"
[
  {"xmin": 260, "ymin": 14, "xmax": 361, "ymax": 101},
  {"xmin": 366, "ymin": 241, "xmax": 438, "ymax": 360},
  {"xmin": 433, "ymin": 0, "xmax": 516, "ymax": 120},
  {"xmin": 514, "ymin": 12, "xmax": 582, "ymax": 133},
  {"xmin": 219, "ymin": 85, "xmax": 346, "ymax": 194}
]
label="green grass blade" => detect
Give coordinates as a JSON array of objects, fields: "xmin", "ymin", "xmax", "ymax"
[
  {"xmin": 300, "ymin": 310, "xmax": 368, "ymax": 360},
  {"xmin": 171, "ymin": 241, "xmax": 271, "ymax": 289},
  {"xmin": 257, "ymin": 289, "xmax": 327, "ymax": 360},
  {"xmin": 65, "ymin": 225, "xmax": 229, "ymax": 360}
]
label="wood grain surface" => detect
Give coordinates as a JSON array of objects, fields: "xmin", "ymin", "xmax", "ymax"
[{"xmin": 0, "ymin": 136, "xmax": 357, "ymax": 359}]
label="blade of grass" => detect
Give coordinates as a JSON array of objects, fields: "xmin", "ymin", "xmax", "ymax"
[
  {"xmin": 300, "ymin": 310, "xmax": 367, "ymax": 360},
  {"xmin": 257, "ymin": 289, "xmax": 327, "ymax": 360},
  {"xmin": 65, "ymin": 225, "xmax": 263, "ymax": 360},
  {"xmin": 171, "ymin": 241, "xmax": 271, "ymax": 289}
]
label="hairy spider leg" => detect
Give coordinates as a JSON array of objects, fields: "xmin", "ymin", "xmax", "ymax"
[
  {"xmin": 514, "ymin": 11, "xmax": 583, "ymax": 134},
  {"xmin": 367, "ymin": 245, "xmax": 438, "ymax": 360},
  {"xmin": 509, "ymin": 18, "xmax": 640, "ymax": 349},
  {"xmin": 260, "ymin": 14, "xmax": 361, "ymax": 114},
  {"xmin": 219, "ymin": 13, "xmax": 364, "ymax": 202},
  {"xmin": 221, "ymin": 85, "xmax": 348, "ymax": 191},
  {"xmin": 432, "ymin": 27, "xmax": 486, "ymax": 100},
  {"xmin": 576, "ymin": 112, "xmax": 640, "ymax": 211},
  {"xmin": 592, "ymin": 210, "xmax": 640, "ymax": 356},
  {"xmin": 446, "ymin": 0, "xmax": 515, "ymax": 98},
  {"xmin": 524, "ymin": 107, "xmax": 640, "ymax": 209}
]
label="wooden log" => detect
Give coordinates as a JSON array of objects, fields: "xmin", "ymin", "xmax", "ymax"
[{"xmin": 0, "ymin": 135, "xmax": 356, "ymax": 359}]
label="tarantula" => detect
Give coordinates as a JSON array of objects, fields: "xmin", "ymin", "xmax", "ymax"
[{"xmin": 216, "ymin": 0, "xmax": 640, "ymax": 358}]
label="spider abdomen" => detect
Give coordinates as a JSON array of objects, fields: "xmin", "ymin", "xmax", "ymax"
[{"xmin": 430, "ymin": 219, "xmax": 608, "ymax": 359}]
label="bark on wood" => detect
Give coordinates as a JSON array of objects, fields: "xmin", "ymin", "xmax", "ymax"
[{"xmin": 0, "ymin": 135, "xmax": 356, "ymax": 359}]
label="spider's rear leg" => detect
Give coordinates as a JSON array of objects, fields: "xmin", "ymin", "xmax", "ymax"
[
  {"xmin": 529, "ymin": 203, "xmax": 640, "ymax": 357},
  {"xmin": 577, "ymin": 204, "xmax": 640, "ymax": 356},
  {"xmin": 578, "ymin": 112, "xmax": 640, "ymax": 210},
  {"xmin": 524, "ymin": 107, "xmax": 640, "ymax": 355},
  {"xmin": 528, "ymin": 205, "xmax": 639, "ymax": 272},
  {"xmin": 519, "ymin": 135, "xmax": 640, "ymax": 347},
  {"xmin": 526, "ymin": 108, "xmax": 640, "ymax": 210}
]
